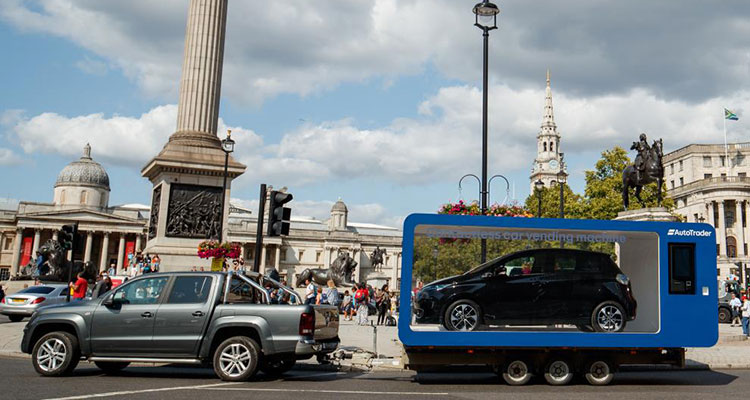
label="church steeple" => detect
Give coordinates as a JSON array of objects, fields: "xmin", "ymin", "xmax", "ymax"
[{"xmin": 530, "ymin": 69, "xmax": 565, "ymax": 194}]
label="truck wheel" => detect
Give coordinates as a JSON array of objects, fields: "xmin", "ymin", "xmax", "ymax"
[
  {"xmin": 591, "ymin": 301, "xmax": 626, "ymax": 332},
  {"xmin": 212, "ymin": 336, "xmax": 260, "ymax": 382},
  {"xmin": 260, "ymin": 356, "xmax": 296, "ymax": 377},
  {"xmin": 31, "ymin": 332, "xmax": 80, "ymax": 377},
  {"xmin": 544, "ymin": 360, "xmax": 573, "ymax": 385},
  {"xmin": 9, "ymin": 315, "xmax": 24, "ymax": 323},
  {"xmin": 501, "ymin": 359, "xmax": 532, "ymax": 386},
  {"xmin": 94, "ymin": 361, "xmax": 130, "ymax": 373},
  {"xmin": 718, "ymin": 307, "xmax": 732, "ymax": 324},
  {"xmin": 584, "ymin": 360, "xmax": 614, "ymax": 385},
  {"xmin": 443, "ymin": 300, "xmax": 482, "ymax": 331}
]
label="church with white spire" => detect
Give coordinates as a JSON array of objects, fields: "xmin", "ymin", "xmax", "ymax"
[{"xmin": 530, "ymin": 70, "xmax": 567, "ymax": 193}]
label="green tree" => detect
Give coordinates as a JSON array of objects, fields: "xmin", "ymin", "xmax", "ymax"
[
  {"xmin": 582, "ymin": 146, "xmax": 674, "ymax": 220},
  {"xmin": 524, "ymin": 183, "xmax": 585, "ymax": 219}
]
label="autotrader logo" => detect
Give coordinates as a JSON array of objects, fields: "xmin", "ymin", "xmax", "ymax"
[{"xmin": 667, "ymin": 228, "xmax": 712, "ymax": 237}]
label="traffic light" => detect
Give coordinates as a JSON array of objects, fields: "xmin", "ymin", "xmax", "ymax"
[
  {"xmin": 267, "ymin": 190, "xmax": 293, "ymax": 236},
  {"xmin": 58, "ymin": 223, "xmax": 78, "ymax": 250}
]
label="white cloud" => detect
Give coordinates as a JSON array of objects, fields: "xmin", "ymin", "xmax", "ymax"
[
  {"xmin": 0, "ymin": 148, "xmax": 22, "ymax": 166},
  {"xmin": 229, "ymin": 197, "xmax": 399, "ymax": 227},
  {"xmin": 74, "ymin": 56, "xmax": 108, "ymax": 76}
]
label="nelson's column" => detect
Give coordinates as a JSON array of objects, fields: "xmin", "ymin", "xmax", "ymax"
[{"xmin": 141, "ymin": 0, "xmax": 246, "ymax": 270}]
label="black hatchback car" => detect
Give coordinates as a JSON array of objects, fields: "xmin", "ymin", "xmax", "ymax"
[{"xmin": 414, "ymin": 248, "xmax": 637, "ymax": 332}]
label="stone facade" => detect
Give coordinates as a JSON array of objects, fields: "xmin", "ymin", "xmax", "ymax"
[
  {"xmin": 530, "ymin": 70, "xmax": 567, "ymax": 193},
  {"xmin": 663, "ymin": 142, "xmax": 750, "ymax": 281}
]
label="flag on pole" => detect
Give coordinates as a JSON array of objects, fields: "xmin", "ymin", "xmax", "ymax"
[{"xmin": 725, "ymin": 108, "xmax": 739, "ymax": 121}]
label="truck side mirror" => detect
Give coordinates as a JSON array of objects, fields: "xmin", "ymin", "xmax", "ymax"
[{"xmin": 102, "ymin": 295, "xmax": 114, "ymax": 307}]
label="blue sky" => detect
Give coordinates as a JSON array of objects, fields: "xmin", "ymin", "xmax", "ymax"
[{"xmin": 1, "ymin": 1, "xmax": 749, "ymax": 227}]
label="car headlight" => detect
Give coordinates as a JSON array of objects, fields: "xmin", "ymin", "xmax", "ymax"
[{"xmin": 616, "ymin": 273, "xmax": 630, "ymax": 286}]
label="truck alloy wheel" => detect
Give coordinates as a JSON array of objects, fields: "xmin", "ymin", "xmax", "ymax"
[
  {"xmin": 444, "ymin": 300, "xmax": 482, "ymax": 331},
  {"xmin": 544, "ymin": 360, "xmax": 573, "ymax": 385},
  {"xmin": 592, "ymin": 301, "xmax": 625, "ymax": 332},
  {"xmin": 502, "ymin": 360, "xmax": 532, "ymax": 385},
  {"xmin": 584, "ymin": 360, "xmax": 614, "ymax": 385},
  {"xmin": 213, "ymin": 336, "xmax": 260, "ymax": 381},
  {"xmin": 31, "ymin": 332, "xmax": 80, "ymax": 377}
]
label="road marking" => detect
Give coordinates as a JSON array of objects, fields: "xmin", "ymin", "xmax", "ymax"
[
  {"xmin": 41, "ymin": 382, "xmax": 240, "ymax": 400},
  {"xmin": 198, "ymin": 387, "xmax": 450, "ymax": 396}
]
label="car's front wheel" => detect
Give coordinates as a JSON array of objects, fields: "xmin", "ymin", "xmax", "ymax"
[
  {"xmin": 212, "ymin": 336, "xmax": 260, "ymax": 381},
  {"xmin": 443, "ymin": 300, "xmax": 482, "ymax": 331},
  {"xmin": 31, "ymin": 332, "xmax": 80, "ymax": 377},
  {"xmin": 591, "ymin": 301, "xmax": 626, "ymax": 332}
]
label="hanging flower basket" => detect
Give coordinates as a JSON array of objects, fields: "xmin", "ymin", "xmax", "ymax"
[
  {"xmin": 197, "ymin": 240, "xmax": 241, "ymax": 260},
  {"xmin": 437, "ymin": 200, "xmax": 533, "ymax": 244}
]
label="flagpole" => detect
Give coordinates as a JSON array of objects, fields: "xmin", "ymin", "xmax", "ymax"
[{"xmin": 724, "ymin": 110, "xmax": 729, "ymax": 177}]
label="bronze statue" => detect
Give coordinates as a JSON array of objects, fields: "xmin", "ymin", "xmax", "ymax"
[
  {"xmin": 295, "ymin": 250, "xmax": 358, "ymax": 288},
  {"xmin": 622, "ymin": 133, "xmax": 664, "ymax": 209},
  {"xmin": 370, "ymin": 246, "xmax": 386, "ymax": 272},
  {"xmin": 14, "ymin": 239, "xmax": 97, "ymax": 282}
]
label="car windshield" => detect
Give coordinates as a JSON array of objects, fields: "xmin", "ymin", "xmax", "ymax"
[
  {"xmin": 464, "ymin": 256, "xmax": 505, "ymax": 275},
  {"xmin": 20, "ymin": 286, "xmax": 56, "ymax": 295}
]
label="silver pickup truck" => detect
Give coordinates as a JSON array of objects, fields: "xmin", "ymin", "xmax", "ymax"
[{"xmin": 21, "ymin": 271, "xmax": 339, "ymax": 381}]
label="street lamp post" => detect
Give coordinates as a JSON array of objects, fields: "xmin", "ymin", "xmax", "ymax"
[
  {"xmin": 557, "ymin": 153, "xmax": 566, "ymax": 219},
  {"xmin": 220, "ymin": 130, "xmax": 235, "ymax": 243},
  {"xmin": 534, "ymin": 179, "xmax": 544, "ymax": 217},
  {"xmin": 473, "ymin": 0, "xmax": 499, "ymax": 264}
]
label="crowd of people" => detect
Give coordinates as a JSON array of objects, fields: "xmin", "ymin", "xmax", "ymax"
[
  {"xmin": 125, "ymin": 251, "xmax": 161, "ymax": 277},
  {"xmin": 300, "ymin": 278, "xmax": 398, "ymax": 326}
]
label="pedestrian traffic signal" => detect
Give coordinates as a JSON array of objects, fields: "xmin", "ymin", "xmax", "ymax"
[
  {"xmin": 267, "ymin": 190, "xmax": 292, "ymax": 236},
  {"xmin": 58, "ymin": 223, "xmax": 78, "ymax": 251}
]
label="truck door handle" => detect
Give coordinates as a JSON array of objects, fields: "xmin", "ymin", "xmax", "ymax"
[
  {"xmin": 192, "ymin": 311, "xmax": 204, "ymax": 317},
  {"xmin": 140, "ymin": 312, "xmax": 153, "ymax": 318}
]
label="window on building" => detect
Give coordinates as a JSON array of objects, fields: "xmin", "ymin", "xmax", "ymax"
[
  {"xmin": 727, "ymin": 236, "xmax": 738, "ymax": 258},
  {"xmin": 721, "ymin": 173, "xmax": 727, "ymax": 178},
  {"xmin": 280, "ymin": 248, "xmax": 287, "ymax": 262},
  {"xmin": 0, "ymin": 268, "xmax": 8, "ymax": 281},
  {"xmin": 745, "ymin": 243, "xmax": 748, "ymax": 255},
  {"xmin": 718, "ymin": 267, "xmax": 722, "ymax": 277},
  {"xmin": 679, "ymin": 160, "xmax": 683, "ymax": 171},
  {"xmin": 670, "ymin": 180, "xmax": 674, "ymax": 189},
  {"xmin": 298, "ymin": 250, "xmax": 304, "ymax": 261},
  {"xmin": 714, "ymin": 205, "xmax": 720, "ymax": 228},
  {"xmin": 670, "ymin": 163, "xmax": 674, "ymax": 174},
  {"xmin": 679, "ymin": 177, "xmax": 684, "ymax": 186},
  {"xmin": 60, "ymin": 190, "xmax": 66, "ymax": 203},
  {"xmin": 550, "ymin": 142, "xmax": 554, "ymax": 152},
  {"xmin": 704, "ymin": 173, "xmax": 712, "ymax": 179},
  {"xmin": 740, "ymin": 172, "xmax": 747, "ymax": 178},
  {"xmin": 3, "ymin": 236, "xmax": 11, "ymax": 251},
  {"xmin": 80, "ymin": 190, "xmax": 88, "ymax": 205},
  {"xmin": 726, "ymin": 204, "xmax": 736, "ymax": 227},
  {"xmin": 720, "ymin": 156, "xmax": 726, "ymax": 167},
  {"xmin": 543, "ymin": 142, "xmax": 547, "ymax": 152},
  {"xmin": 316, "ymin": 251, "xmax": 322, "ymax": 263},
  {"xmin": 703, "ymin": 156, "xmax": 712, "ymax": 167}
]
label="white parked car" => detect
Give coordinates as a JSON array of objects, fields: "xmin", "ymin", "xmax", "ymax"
[{"xmin": 0, "ymin": 284, "xmax": 70, "ymax": 322}]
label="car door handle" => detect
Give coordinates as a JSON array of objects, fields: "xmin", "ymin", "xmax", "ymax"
[
  {"xmin": 140, "ymin": 312, "xmax": 153, "ymax": 318},
  {"xmin": 192, "ymin": 311, "xmax": 204, "ymax": 317}
]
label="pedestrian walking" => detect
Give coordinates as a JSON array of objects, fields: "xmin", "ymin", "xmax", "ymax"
[
  {"xmin": 354, "ymin": 284, "xmax": 370, "ymax": 325},
  {"xmin": 377, "ymin": 284, "xmax": 391, "ymax": 325},
  {"xmin": 730, "ymin": 292, "xmax": 742, "ymax": 326},
  {"xmin": 341, "ymin": 290, "xmax": 352, "ymax": 320},
  {"xmin": 69, "ymin": 272, "xmax": 88, "ymax": 301},
  {"xmin": 742, "ymin": 295, "xmax": 750, "ymax": 336},
  {"xmin": 325, "ymin": 280, "xmax": 340, "ymax": 307},
  {"xmin": 304, "ymin": 279, "xmax": 316, "ymax": 305}
]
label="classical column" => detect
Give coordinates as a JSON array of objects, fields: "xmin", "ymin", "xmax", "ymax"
[
  {"xmin": 135, "ymin": 234, "xmax": 142, "ymax": 253},
  {"xmin": 274, "ymin": 246, "xmax": 281, "ymax": 269},
  {"xmin": 746, "ymin": 201, "xmax": 750, "ymax": 256},
  {"xmin": 324, "ymin": 246, "xmax": 331, "ymax": 267},
  {"xmin": 173, "ymin": 0, "xmax": 228, "ymax": 142},
  {"xmin": 352, "ymin": 249, "xmax": 362, "ymax": 283},
  {"xmin": 707, "ymin": 202, "xmax": 715, "ymax": 227},
  {"xmin": 31, "ymin": 229, "xmax": 41, "ymax": 256},
  {"xmin": 718, "ymin": 201, "xmax": 727, "ymax": 256},
  {"xmin": 83, "ymin": 231, "xmax": 93, "ymax": 263},
  {"xmin": 391, "ymin": 251, "xmax": 401, "ymax": 287},
  {"xmin": 260, "ymin": 244, "xmax": 267, "ymax": 269},
  {"xmin": 116, "ymin": 234, "xmax": 126, "ymax": 275},
  {"xmin": 10, "ymin": 228, "xmax": 23, "ymax": 276},
  {"xmin": 99, "ymin": 232, "xmax": 110, "ymax": 272},
  {"xmin": 737, "ymin": 201, "xmax": 746, "ymax": 257}
]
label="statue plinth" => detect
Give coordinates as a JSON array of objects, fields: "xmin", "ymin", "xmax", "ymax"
[{"xmin": 614, "ymin": 207, "xmax": 679, "ymax": 222}]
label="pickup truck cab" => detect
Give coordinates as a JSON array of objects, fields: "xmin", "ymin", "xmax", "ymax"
[{"xmin": 22, "ymin": 271, "xmax": 339, "ymax": 381}]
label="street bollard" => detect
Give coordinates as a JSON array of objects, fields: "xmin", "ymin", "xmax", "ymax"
[{"xmin": 371, "ymin": 320, "xmax": 378, "ymax": 358}]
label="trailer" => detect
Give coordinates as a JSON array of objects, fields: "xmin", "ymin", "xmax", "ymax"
[{"xmin": 398, "ymin": 214, "xmax": 718, "ymax": 385}]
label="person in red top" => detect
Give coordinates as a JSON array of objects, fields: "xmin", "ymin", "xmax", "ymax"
[{"xmin": 70, "ymin": 272, "xmax": 88, "ymax": 301}]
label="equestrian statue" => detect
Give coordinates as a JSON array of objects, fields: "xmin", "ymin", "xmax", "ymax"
[
  {"xmin": 370, "ymin": 246, "xmax": 386, "ymax": 272},
  {"xmin": 622, "ymin": 133, "xmax": 664, "ymax": 209},
  {"xmin": 296, "ymin": 250, "xmax": 358, "ymax": 288}
]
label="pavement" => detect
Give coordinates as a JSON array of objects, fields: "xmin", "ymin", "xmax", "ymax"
[{"xmin": 3, "ymin": 313, "xmax": 750, "ymax": 371}]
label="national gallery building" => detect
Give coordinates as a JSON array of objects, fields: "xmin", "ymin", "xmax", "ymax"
[{"xmin": 0, "ymin": 145, "xmax": 403, "ymax": 289}]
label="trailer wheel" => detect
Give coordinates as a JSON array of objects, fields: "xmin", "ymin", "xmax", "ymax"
[
  {"xmin": 584, "ymin": 360, "xmax": 614, "ymax": 386},
  {"xmin": 718, "ymin": 307, "xmax": 732, "ymax": 324},
  {"xmin": 443, "ymin": 300, "xmax": 482, "ymax": 331},
  {"xmin": 501, "ymin": 359, "xmax": 532, "ymax": 386},
  {"xmin": 591, "ymin": 301, "xmax": 626, "ymax": 332},
  {"xmin": 544, "ymin": 359, "xmax": 573, "ymax": 385}
]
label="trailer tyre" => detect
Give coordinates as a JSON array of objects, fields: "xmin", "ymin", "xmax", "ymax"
[
  {"xmin": 718, "ymin": 307, "xmax": 732, "ymax": 324},
  {"xmin": 501, "ymin": 359, "xmax": 532, "ymax": 386},
  {"xmin": 544, "ymin": 359, "xmax": 573, "ymax": 385},
  {"xmin": 592, "ymin": 301, "xmax": 626, "ymax": 332},
  {"xmin": 443, "ymin": 300, "xmax": 482, "ymax": 331},
  {"xmin": 584, "ymin": 360, "xmax": 614, "ymax": 386}
]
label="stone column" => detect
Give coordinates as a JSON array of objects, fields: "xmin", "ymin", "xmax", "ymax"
[
  {"xmin": 707, "ymin": 202, "xmax": 715, "ymax": 227},
  {"xmin": 116, "ymin": 234, "xmax": 126, "ymax": 275},
  {"xmin": 83, "ymin": 231, "xmax": 93, "ymax": 263},
  {"xmin": 718, "ymin": 201, "xmax": 727, "ymax": 256},
  {"xmin": 746, "ymin": 201, "xmax": 750, "ymax": 256},
  {"xmin": 260, "ymin": 244, "xmax": 267, "ymax": 269},
  {"xmin": 324, "ymin": 246, "xmax": 331, "ymax": 267},
  {"xmin": 352, "ymin": 249, "xmax": 362, "ymax": 283},
  {"xmin": 274, "ymin": 246, "xmax": 281, "ymax": 269},
  {"xmin": 391, "ymin": 251, "xmax": 401, "ymax": 288},
  {"xmin": 173, "ymin": 0, "xmax": 228, "ymax": 141},
  {"xmin": 135, "ymin": 234, "xmax": 142, "ymax": 253},
  {"xmin": 31, "ymin": 229, "xmax": 41, "ymax": 256},
  {"xmin": 737, "ymin": 201, "xmax": 746, "ymax": 257},
  {"xmin": 10, "ymin": 228, "xmax": 23, "ymax": 276},
  {"xmin": 99, "ymin": 232, "xmax": 110, "ymax": 272}
]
